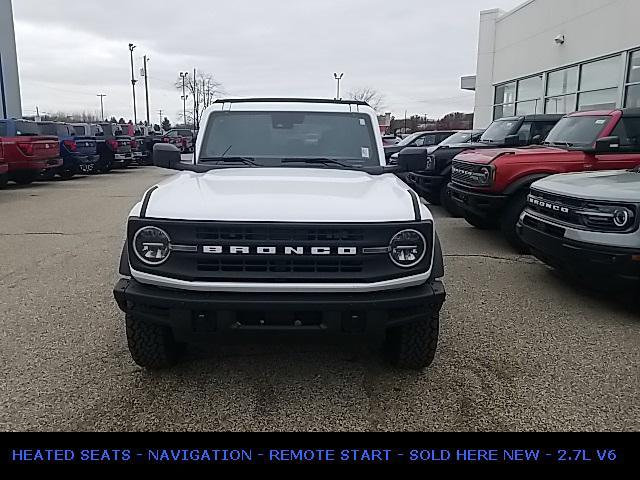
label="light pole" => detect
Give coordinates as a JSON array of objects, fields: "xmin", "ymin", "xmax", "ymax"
[
  {"xmin": 0, "ymin": 52, "xmax": 7, "ymax": 119},
  {"xmin": 180, "ymin": 72, "xmax": 188, "ymax": 127},
  {"xmin": 97, "ymin": 94, "xmax": 106, "ymax": 120},
  {"xmin": 334, "ymin": 73, "xmax": 344, "ymax": 100},
  {"xmin": 128, "ymin": 43, "xmax": 137, "ymax": 124},
  {"xmin": 143, "ymin": 55, "xmax": 150, "ymax": 125}
]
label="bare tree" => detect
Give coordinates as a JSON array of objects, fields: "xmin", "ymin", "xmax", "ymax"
[
  {"xmin": 175, "ymin": 71, "xmax": 224, "ymax": 129},
  {"xmin": 348, "ymin": 88, "xmax": 386, "ymax": 112}
]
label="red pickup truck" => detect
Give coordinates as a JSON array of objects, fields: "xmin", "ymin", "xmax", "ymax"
[
  {"xmin": 448, "ymin": 109, "xmax": 640, "ymax": 251},
  {"xmin": 0, "ymin": 142, "xmax": 8, "ymax": 189},
  {"xmin": 0, "ymin": 119, "xmax": 62, "ymax": 185}
]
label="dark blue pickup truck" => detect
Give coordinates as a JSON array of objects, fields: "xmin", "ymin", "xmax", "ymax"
[{"xmin": 37, "ymin": 122, "xmax": 100, "ymax": 179}]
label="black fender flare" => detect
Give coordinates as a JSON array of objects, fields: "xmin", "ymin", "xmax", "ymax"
[
  {"xmin": 503, "ymin": 173, "xmax": 551, "ymax": 196},
  {"xmin": 430, "ymin": 233, "xmax": 445, "ymax": 281},
  {"xmin": 119, "ymin": 242, "xmax": 131, "ymax": 276}
]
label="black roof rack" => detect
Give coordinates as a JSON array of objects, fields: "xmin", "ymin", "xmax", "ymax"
[{"xmin": 212, "ymin": 98, "xmax": 370, "ymax": 107}]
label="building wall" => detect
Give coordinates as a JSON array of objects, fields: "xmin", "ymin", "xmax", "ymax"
[
  {"xmin": 0, "ymin": 0, "xmax": 22, "ymax": 119},
  {"xmin": 473, "ymin": 0, "xmax": 640, "ymax": 128}
]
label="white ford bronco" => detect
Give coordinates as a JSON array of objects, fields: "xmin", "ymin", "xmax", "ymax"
[
  {"xmin": 113, "ymin": 98, "xmax": 446, "ymax": 370},
  {"xmin": 518, "ymin": 167, "xmax": 640, "ymax": 285}
]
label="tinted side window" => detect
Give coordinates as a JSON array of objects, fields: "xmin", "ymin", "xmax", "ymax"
[
  {"xmin": 531, "ymin": 122, "xmax": 557, "ymax": 141},
  {"xmin": 0, "ymin": 122, "xmax": 6, "ymax": 137},
  {"xmin": 611, "ymin": 117, "xmax": 640, "ymax": 149},
  {"xmin": 517, "ymin": 122, "xmax": 533, "ymax": 141}
]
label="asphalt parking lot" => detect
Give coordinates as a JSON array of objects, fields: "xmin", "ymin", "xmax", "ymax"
[{"xmin": 1, "ymin": 165, "xmax": 638, "ymax": 432}]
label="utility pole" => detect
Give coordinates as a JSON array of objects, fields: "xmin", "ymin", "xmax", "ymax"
[
  {"xmin": 404, "ymin": 110, "xmax": 407, "ymax": 133},
  {"xmin": 193, "ymin": 68, "xmax": 198, "ymax": 129},
  {"xmin": 128, "ymin": 43, "xmax": 138, "ymax": 124},
  {"xmin": 97, "ymin": 94, "xmax": 106, "ymax": 120},
  {"xmin": 158, "ymin": 110, "xmax": 163, "ymax": 127},
  {"xmin": 333, "ymin": 73, "xmax": 344, "ymax": 100},
  {"xmin": 180, "ymin": 72, "xmax": 188, "ymax": 127},
  {"xmin": 143, "ymin": 56, "xmax": 150, "ymax": 125}
]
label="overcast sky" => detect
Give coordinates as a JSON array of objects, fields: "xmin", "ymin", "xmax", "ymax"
[{"xmin": 12, "ymin": 0, "xmax": 521, "ymax": 124}]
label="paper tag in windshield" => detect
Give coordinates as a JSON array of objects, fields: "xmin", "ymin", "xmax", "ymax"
[
  {"xmin": 361, "ymin": 147, "xmax": 370, "ymax": 159},
  {"xmin": 360, "ymin": 119, "xmax": 366, "ymax": 126},
  {"xmin": 595, "ymin": 119, "xmax": 607, "ymax": 125}
]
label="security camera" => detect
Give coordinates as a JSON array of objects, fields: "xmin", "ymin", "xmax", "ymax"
[{"xmin": 554, "ymin": 35, "xmax": 565, "ymax": 45}]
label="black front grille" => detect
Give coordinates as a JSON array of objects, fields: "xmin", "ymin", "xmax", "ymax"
[
  {"xmin": 528, "ymin": 189, "xmax": 638, "ymax": 233},
  {"xmin": 451, "ymin": 161, "xmax": 490, "ymax": 187},
  {"xmin": 128, "ymin": 219, "xmax": 433, "ymax": 284}
]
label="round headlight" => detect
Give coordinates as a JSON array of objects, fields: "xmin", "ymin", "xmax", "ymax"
[
  {"xmin": 133, "ymin": 227, "xmax": 171, "ymax": 266},
  {"xmin": 479, "ymin": 167, "xmax": 491, "ymax": 183},
  {"xmin": 389, "ymin": 229, "xmax": 427, "ymax": 268},
  {"xmin": 613, "ymin": 208, "xmax": 632, "ymax": 228}
]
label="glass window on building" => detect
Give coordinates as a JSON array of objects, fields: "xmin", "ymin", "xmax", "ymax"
[
  {"xmin": 545, "ymin": 94, "xmax": 577, "ymax": 114},
  {"xmin": 578, "ymin": 89, "xmax": 618, "ymax": 111},
  {"xmin": 628, "ymin": 50, "xmax": 640, "ymax": 84},
  {"xmin": 495, "ymin": 82, "xmax": 516, "ymax": 105},
  {"xmin": 547, "ymin": 66, "xmax": 579, "ymax": 96},
  {"xmin": 494, "ymin": 103, "xmax": 515, "ymax": 119},
  {"xmin": 518, "ymin": 76, "xmax": 542, "ymax": 101},
  {"xmin": 580, "ymin": 56, "xmax": 621, "ymax": 91},
  {"xmin": 625, "ymin": 84, "xmax": 640, "ymax": 108}
]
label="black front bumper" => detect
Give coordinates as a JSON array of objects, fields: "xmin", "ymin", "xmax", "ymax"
[
  {"xmin": 518, "ymin": 220, "xmax": 640, "ymax": 281},
  {"xmin": 114, "ymin": 278, "xmax": 446, "ymax": 341},
  {"xmin": 448, "ymin": 183, "xmax": 508, "ymax": 218},
  {"xmin": 407, "ymin": 173, "xmax": 447, "ymax": 201}
]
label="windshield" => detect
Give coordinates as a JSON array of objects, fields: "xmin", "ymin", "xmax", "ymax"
[
  {"xmin": 74, "ymin": 125, "xmax": 86, "ymax": 135},
  {"xmin": 200, "ymin": 111, "xmax": 380, "ymax": 168},
  {"xmin": 14, "ymin": 121, "xmax": 41, "ymax": 136},
  {"xmin": 441, "ymin": 131, "xmax": 473, "ymax": 146},
  {"xmin": 544, "ymin": 115, "xmax": 611, "ymax": 147},
  {"xmin": 480, "ymin": 119, "xmax": 521, "ymax": 143},
  {"xmin": 396, "ymin": 132, "xmax": 423, "ymax": 147}
]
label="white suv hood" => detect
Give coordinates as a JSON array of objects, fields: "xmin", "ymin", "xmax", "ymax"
[
  {"xmin": 533, "ymin": 170, "xmax": 640, "ymax": 202},
  {"xmin": 141, "ymin": 168, "xmax": 429, "ymax": 223}
]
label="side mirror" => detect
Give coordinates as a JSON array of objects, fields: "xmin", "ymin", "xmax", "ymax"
[
  {"xmin": 153, "ymin": 143, "xmax": 182, "ymax": 170},
  {"xmin": 594, "ymin": 136, "xmax": 620, "ymax": 154},
  {"xmin": 397, "ymin": 147, "xmax": 427, "ymax": 172},
  {"xmin": 504, "ymin": 134, "xmax": 521, "ymax": 147},
  {"xmin": 532, "ymin": 135, "xmax": 543, "ymax": 145}
]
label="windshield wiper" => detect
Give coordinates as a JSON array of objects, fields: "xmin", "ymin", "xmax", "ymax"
[
  {"xmin": 281, "ymin": 157, "xmax": 353, "ymax": 168},
  {"xmin": 544, "ymin": 141, "xmax": 574, "ymax": 148},
  {"xmin": 199, "ymin": 156, "xmax": 260, "ymax": 166}
]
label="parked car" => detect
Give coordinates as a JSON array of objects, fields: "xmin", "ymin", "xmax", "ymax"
[
  {"xmin": 114, "ymin": 98, "xmax": 446, "ymax": 371},
  {"xmin": 37, "ymin": 122, "xmax": 100, "ymax": 179},
  {"xmin": 95, "ymin": 123, "xmax": 133, "ymax": 170},
  {"xmin": 382, "ymin": 135, "xmax": 401, "ymax": 146},
  {"xmin": 133, "ymin": 126, "xmax": 154, "ymax": 166},
  {"xmin": 391, "ymin": 129, "xmax": 485, "ymax": 163},
  {"xmin": 165, "ymin": 128, "xmax": 196, "ymax": 153},
  {"xmin": 448, "ymin": 108, "xmax": 640, "ymax": 251},
  {"xmin": 0, "ymin": 119, "xmax": 62, "ymax": 185},
  {"xmin": 0, "ymin": 141, "xmax": 8, "ymax": 189},
  {"xmin": 69, "ymin": 123, "xmax": 105, "ymax": 174},
  {"xmin": 406, "ymin": 115, "xmax": 562, "ymax": 213},
  {"xmin": 384, "ymin": 131, "xmax": 459, "ymax": 160},
  {"xmin": 517, "ymin": 168, "xmax": 640, "ymax": 287}
]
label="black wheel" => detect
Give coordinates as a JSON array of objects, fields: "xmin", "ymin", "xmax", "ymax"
[
  {"xmin": 12, "ymin": 171, "xmax": 38, "ymax": 185},
  {"xmin": 384, "ymin": 309, "xmax": 440, "ymax": 370},
  {"xmin": 0, "ymin": 173, "xmax": 7, "ymax": 189},
  {"xmin": 125, "ymin": 315, "xmax": 182, "ymax": 370},
  {"xmin": 500, "ymin": 192, "xmax": 529, "ymax": 253},
  {"xmin": 102, "ymin": 159, "xmax": 113, "ymax": 173},
  {"xmin": 440, "ymin": 185, "xmax": 463, "ymax": 217},
  {"xmin": 58, "ymin": 170, "xmax": 75, "ymax": 181},
  {"xmin": 464, "ymin": 212, "xmax": 497, "ymax": 230}
]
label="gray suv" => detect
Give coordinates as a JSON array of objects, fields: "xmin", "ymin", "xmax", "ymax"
[{"xmin": 517, "ymin": 168, "xmax": 640, "ymax": 283}]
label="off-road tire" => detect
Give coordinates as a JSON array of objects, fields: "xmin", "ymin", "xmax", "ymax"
[
  {"xmin": 500, "ymin": 192, "xmax": 529, "ymax": 253},
  {"xmin": 12, "ymin": 172, "xmax": 38, "ymax": 185},
  {"xmin": 126, "ymin": 315, "xmax": 182, "ymax": 370},
  {"xmin": 384, "ymin": 309, "xmax": 440, "ymax": 370},
  {"xmin": 0, "ymin": 174, "xmax": 8, "ymax": 189},
  {"xmin": 440, "ymin": 185, "xmax": 462, "ymax": 217},
  {"xmin": 58, "ymin": 170, "xmax": 75, "ymax": 181},
  {"xmin": 464, "ymin": 212, "xmax": 496, "ymax": 230}
]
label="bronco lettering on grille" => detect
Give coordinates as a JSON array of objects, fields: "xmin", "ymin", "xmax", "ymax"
[{"xmin": 202, "ymin": 246, "xmax": 359, "ymax": 256}]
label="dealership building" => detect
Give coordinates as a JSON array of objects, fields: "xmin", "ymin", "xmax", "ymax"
[
  {"xmin": 464, "ymin": 0, "xmax": 640, "ymax": 128},
  {"xmin": 0, "ymin": 0, "xmax": 22, "ymax": 119}
]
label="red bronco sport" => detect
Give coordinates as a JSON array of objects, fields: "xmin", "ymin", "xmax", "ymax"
[
  {"xmin": 448, "ymin": 109, "xmax": 640, "ymax": 251},
  {"xmin": 0, "ymin": 141, "xmax": 8, "ymax": 188}
]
